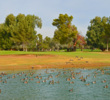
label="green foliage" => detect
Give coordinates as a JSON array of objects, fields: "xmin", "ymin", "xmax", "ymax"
[
  {"xmin": 1, "ymin": 13, "xmax": 110, "ymax": 52},
  {"xmin": 86, "ymin": 16, "xmax": 110, "ymax": 51},
  {"xmin": 11, "ymin": 14, "xmax": 42, "ymax": 51},
  {"xmin": 52, "ymin": 14, "xmax": 78, "ymax": 45},
  {"xmin": 36, "ymin": 33, "xmax": 43, "ymax": 51},
  {"xmin": 0, "ymin": 24, "xmax": 13, "ymax": 50},
  {"xmin": 0, "ymin": 13, "xmax": 42, "ymax": 51},
  {"xmin": 103, "ymin": 18, "xmax": 110, "ymax": 51},
  {"xmin": 5, "ymin": 14, "xmax": 16, "ymax": 26}
]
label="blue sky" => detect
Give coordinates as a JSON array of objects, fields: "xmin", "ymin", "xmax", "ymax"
[{"xmin": 0, "ymin": 0, "xmax": 110, "ymax": 38}]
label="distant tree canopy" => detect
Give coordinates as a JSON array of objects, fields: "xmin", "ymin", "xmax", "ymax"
[
  {"xmin": 52, "ymin": 14, "xmax": 78, "ymax": 51},
  {"xmin": 86, "ymin": 16, "xmax": 110, "ymax": 51},
  {"xmin": 0, "ymin": 13, "xmax": 42, "ymax": 51},
  {"xmin": 1, "ymin": 13, "xmax": 110, "ymax": 52}
]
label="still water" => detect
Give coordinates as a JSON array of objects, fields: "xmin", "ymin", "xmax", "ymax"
[{"xmin": 0, "ymin": 67, "xmax": 110, "ymax": 100}]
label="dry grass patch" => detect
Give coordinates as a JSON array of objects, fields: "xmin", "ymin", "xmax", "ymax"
[{"xmin": 0, "ymin": 52, "xmax": 110, "ymax": 70}]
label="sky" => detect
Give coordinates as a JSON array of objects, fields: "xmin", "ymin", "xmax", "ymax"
[{"xmin": 0, "ymin": 0, "xmax": 110, "ymax": 38}]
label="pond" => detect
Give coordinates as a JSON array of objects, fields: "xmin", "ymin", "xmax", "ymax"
[{"xmin": 0, "ymin": 67, "xmax": 110, "ymax": 100}]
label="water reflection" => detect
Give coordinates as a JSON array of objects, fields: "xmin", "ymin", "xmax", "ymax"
[{"xmin": 0, "ymin": 67, "xmax": 110, "ymax": 100}]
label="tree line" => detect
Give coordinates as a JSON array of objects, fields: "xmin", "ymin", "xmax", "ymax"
[
  {"xmin": 86, "ymin": 16, "xmax": 110, "ymax": 51},
  {"xmin": 0, "ymin": 13, "xmax": 110, "ymax": 51}
]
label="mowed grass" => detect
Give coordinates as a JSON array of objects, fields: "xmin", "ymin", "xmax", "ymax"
[
  {"xmin": 0, "ymin": 50, "xmax": 103, "ymax": 56},
  {"xmin": 0, "ymin": 50, "xmax": 108, "ymax": 58},
  {"xmin": 0, "ymin": 50, "xmax": 110, "ymax": 70}
]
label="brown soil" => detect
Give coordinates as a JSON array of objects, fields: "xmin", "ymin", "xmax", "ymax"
[{"xmin": 0, "ymin": 54, "xmax": 110, "ymax": 71}]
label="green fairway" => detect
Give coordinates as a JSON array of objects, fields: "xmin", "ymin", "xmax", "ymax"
[
  {"xmin": 0, "ymin": 50, "xmax": 108, "ymax": 58},
  {"xmin": 0, "ymin": 50, "xmax": 99, "ymax": 59},
  {"xmin": 0, "ymin": 50, "xmax": 107, "ymax": 57}
]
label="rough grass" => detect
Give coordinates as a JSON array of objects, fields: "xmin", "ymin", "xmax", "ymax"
[{"xmin": 0, "ymin": 50, "xmax": 110, "ymax": 70}]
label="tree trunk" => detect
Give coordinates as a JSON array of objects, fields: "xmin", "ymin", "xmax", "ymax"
[
  {"xmin": 22, "ymin": 43, "xmax": 27, "ymax": 51},
  {"xmin": 81, "ymin": 46, "xmax": 83, "ymax": 51},
  {"xmin": 107, "ymin": 40, "xmax": 108, "ymax": 52},
  {"xmin": 73, "ymin": 46, "xmax": 76, "ymax": 51},
  {"xmin": 22, "ymin": 43, "xmax": 25, "ymax": 51},
  {"xmin": 26, "ymin": 47, "xmax": 27, "ymax": 52},
  {"xmin": 67, "ymin": 48, "xmax": 69, "ymax": 52},
  {"xmin": 73, "ymin": 38, "xmax": 76, "ymax": 51}
]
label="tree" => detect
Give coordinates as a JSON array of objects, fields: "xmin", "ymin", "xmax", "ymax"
[
  {"xmin": 52, "ymin": 14, "xmax": 78, "ymax": 51},
  {"xmin": 86, "ymin": 16, "xmax": 108, "ymax": 51},
  {"xmin": 0, "ymin": 24, "xmax": 13, "ymax": 50},
  {"xmin": 76, "ymin": 33, "xmax": 86, "ymax": 51},
  {"xmin": 43, "ymin": 36, "xmax": 51, "ymax": 50},
  {"xmin": 0, "ymin": 14, "xmax": 16, "ymax": 50},
  {"xmin": 0, "ymin": 13, "xmax": 42, "ymax": 51},
  {"xmin": 42, "ymin": 36, "xmax": 57, "ymax": 51},
  {"xmin": 103, "ymin": 17, "xmax": 110, "ymax": 51},
  {"xmin": 10, "ymin": 14, "xmax": 42, "ymax": 51},
  {"xmin": 49, "ymin": 38, "xmax": 56, "ymax": 51},
  {"xmin": 36, "ymin": 33, "xmax": 43, "ymax": 51}
]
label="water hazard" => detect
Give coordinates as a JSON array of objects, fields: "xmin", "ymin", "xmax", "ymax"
[{"xmin": 0, "ymin": 67, "xmax": 110, "ymax": 100}]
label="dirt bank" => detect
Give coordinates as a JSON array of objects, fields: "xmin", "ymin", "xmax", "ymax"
[{"xmin": 0, "ymin": 54, "xmax": 110, "ymax": 70}]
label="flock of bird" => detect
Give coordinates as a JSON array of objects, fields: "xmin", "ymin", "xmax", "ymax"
[
  {"xmin": 0, "ymin": 64, "xmax": 110, "ymax": 94},
  {"xmin": 65, "ymin": 56, "xmax": 89, "ymax": 68}
]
